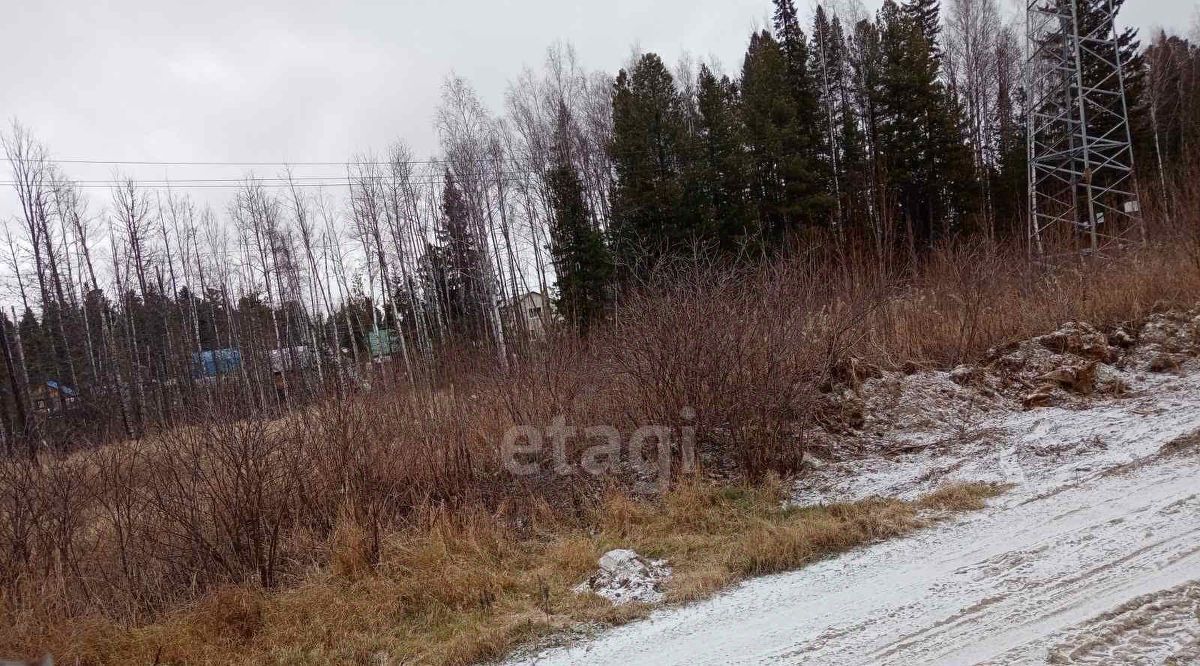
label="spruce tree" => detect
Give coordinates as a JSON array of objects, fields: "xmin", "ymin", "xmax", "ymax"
[
  {"xmin": 1019, "ymin": 0, "xmax": 1143, "ymax": 221},
  {"xmin": 694, "ymin": 65, "xmax": 757, "ymax": 253},
  {"xmin": 1076, "ymin": 0, "xmax": 1146, "ymax": 191},
  {"xmin": 849, "ymin": 17, "xmax": 887, "ymax": 248},
  {"xmin": 812, "ymin": 7, "xmax": 865, "ymax": 235},
  {"xmin": 930, "ymin": 87, "xmax": 980, "ymax": 235},
  {"xmin": 773, "ymin": 0, "xmax": 834, "ymax": 229},
  {"xmin": 993, "ymin": 57, "xmax": 1028, "ymax": 237},
  {"xmin": 18, "ymin": 309, "xmax": 49, "ymax": 386},
  {"xmin": 877, "ymin": 0, "xmax": 930, "ymax": 250},
  {"xmin": 608, "ymin": 53, "xmax": 691, "ymax": 278},
  {"xmin": 546, "ymin": 107, "xmax": 613, "ymax": 331},
  {"xmin": 904, "ymin": 0, "xmax": 943, "ymax": 60},
  {"xmin": 876, "ymin": 0, "xmax": 977, "ymax": 252},
  {"xmin": 829, "ymin": 16, "xmax": 870, "ymax": 236},
  {"xmin": 1139, "ymin": 34, "xmax": 1200, "ymax": 179},
  {"xmin": 741, "ymin": 30, "xmax": 831, "ymax": 243},
  {"xmin": 436, "ymin": 170, "xmax": 486, "ymax": 341}
]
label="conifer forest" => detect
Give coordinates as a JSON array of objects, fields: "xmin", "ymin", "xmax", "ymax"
[
  {"xmin": 1, "ymin": 0, "xmax": 1195, "ymax": 451},
  {"xmin": 3, "ymin": 0, "xmax": 1200, "ymax": 662}
]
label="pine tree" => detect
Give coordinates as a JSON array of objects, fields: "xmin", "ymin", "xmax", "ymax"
[
  {"xmin": 992, "ymin": 29, "xmax": 1028, "ymax": 238},
  {"xmin": 608, "ymin": 53, "xmax": 691, "ymax": 278},
  {"xmin": 741, "ymin": 30, "xmax": 832, "ymax": 243},
  {"xmin": 435, "ymin": 170, "xmax": 486, "ymax": 341},
  {"xmin": 693, "ymin": 65, "xmax": 757, "ymax": 253},
  {"xmin": 876, "ymin": 0, "xmax": 978, "ymax": 254},
  {"xmin": 812, "ymin": 7, "xmax": 865, "ymax": 236},
  {"xmin": 773, "ymin": 0, "xmax": 834, "ymax": 230},
  {"xmin": 546, "ymin": 107, "xmax": 613, "ymax": 331}
]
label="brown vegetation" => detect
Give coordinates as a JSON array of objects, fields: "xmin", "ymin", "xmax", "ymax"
[
  {"xmin": 3, "ymin": 218, "xmax": 1200, "ymax": 663},
  {"xmin": 2, "ymin": 478, "xmax": 1002, "ymax": 665}
]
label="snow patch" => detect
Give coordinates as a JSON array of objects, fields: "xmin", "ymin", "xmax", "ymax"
[
  {"xmin": 574, "ymin": 549, "xmax": 672, "ymax": 605},
  {"xmin": 796, "ymin": 313, "xmax": 1200, "ymax": 506},
  {"xmin": 990, "ymin": 582, "xmax": 1200, "ymax": 665},
  {"xmin": 514, "ymin": 312, "xmax": 1200, "ymax": 665},
  {"xmin": 517, "ymin": 366, "xmax": 1200, "ymax": 665}
]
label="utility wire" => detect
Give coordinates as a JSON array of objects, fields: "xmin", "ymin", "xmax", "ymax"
[
  {"xmin": 46, "ymin": 156, "xmax": 545, "ymax": 167},
  {"xmin": 1, "ymin": 153, "xmax": 614, "ymax": 188},
  {"xmin": 0, "ymin": 175, "xmax": 542, "ymax": 189}
]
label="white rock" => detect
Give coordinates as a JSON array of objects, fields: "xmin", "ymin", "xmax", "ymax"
[
  {"xmin": 576, "ymin": 549, "xmax": 672, "ymax": 605},
  {"xmin": 599, "ymin": 549, "xmax": 646, "ymax": 576}
]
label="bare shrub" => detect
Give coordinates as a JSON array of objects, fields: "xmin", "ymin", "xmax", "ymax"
[{"xmin": 2, "ymin": 229, "xmax": 1200, "ymax": 659}]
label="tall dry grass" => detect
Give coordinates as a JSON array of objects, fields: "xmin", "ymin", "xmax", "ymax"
[
  {"xmin": 2, "ymin": 209, "xmax": 1200, "ymax": 662},
  {"xmin": 2, "ymin": 479, "xmax": 1003, "ymax": 665}
]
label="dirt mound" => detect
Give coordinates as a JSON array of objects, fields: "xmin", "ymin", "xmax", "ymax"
[
  {"xmin": 981, "ymin": 321, "xmax": 1133, "ymax": 409},
  {"xmin": 923, "ymin": 314, "xmax": 1200, "ymax": 412},
  {"xmin": 1123, "ymin": 311, "xmax": 1200, "ymax": 374},
  {"xmin": 1035, "ymin": 321, "xmax": 1117, "ymax": 361},
  {"xmin": 817, "ymin": 311, "xmax": 1200, "ymax": 449}
]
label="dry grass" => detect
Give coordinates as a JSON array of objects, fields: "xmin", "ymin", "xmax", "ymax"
[
  {"xmin": 3, "ymin": 224, "xmax": 1200, "ymax": 663},
  {"xmin": 5, "ymin": 480, "xmax": 1001, "ymax": 665},
  {"xmin": 916, "ymin": 482, "xmax": 1010, "ymax": 512}
]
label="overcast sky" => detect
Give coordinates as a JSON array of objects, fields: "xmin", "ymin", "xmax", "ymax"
[{"xmin": 1, "ymin": 0, "xmax": 1196, "ymax": 194}]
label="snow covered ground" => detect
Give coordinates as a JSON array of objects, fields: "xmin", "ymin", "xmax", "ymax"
[{"xmin": 514, "ymin": 351, "xmax": 1200, "ymax": 665}]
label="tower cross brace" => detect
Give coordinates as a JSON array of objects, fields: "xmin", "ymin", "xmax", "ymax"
[{"xmin": 1026, "ymin": 0, "xmax": 1144, "ymax": 255}]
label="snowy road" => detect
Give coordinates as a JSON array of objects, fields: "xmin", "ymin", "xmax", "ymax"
[{"xmin": 516, "ymin": 369, "xmax": 1200, "ymax": 665}]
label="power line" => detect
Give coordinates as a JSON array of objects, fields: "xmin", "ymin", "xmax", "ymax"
[
  {"xmin": 0, "ymin": 153, "xmax": 614, "ymax": 189},
  {"xmin": 55, "ymin": 159, "xmax": 376, "ymax": 166},
  {"xmin": 0, "ymin": 174, "xmax": 542, "ymax": 190},
  {"xmin": 46, "ymin": 156, "xmax": 541, "ymax": 167}
]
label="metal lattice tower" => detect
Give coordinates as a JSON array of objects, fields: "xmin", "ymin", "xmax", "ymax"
[{"xmin": 1026, "ymin": 0, "xmax": 1144, "ymax": 255}]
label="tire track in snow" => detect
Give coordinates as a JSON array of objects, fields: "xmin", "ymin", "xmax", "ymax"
[
  {"xmin": 514, "ymin": 371, "xmax": 1200, "ymax": 666},
  {"xmin": 863, "ymin": 469, "xmax": 1200, "ymax": 665},
  {"xmin": 992, "ymin": 582, "xmax": 1200, "ymax": 665}
]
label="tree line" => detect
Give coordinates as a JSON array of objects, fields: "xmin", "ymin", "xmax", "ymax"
[{"xmin": 2, "ymin": 0, "xmax": 1198, "ymax": 453}]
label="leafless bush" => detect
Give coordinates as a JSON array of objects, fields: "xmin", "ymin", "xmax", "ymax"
[{"xmin": 3, "ymin": 228, "xmax": 1200, "ymax": 658}]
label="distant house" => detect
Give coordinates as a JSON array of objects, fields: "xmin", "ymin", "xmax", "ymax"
[
  {"xmin": 367, "ymin": 328, "xmax": 402, "ymax": 359},
  {"xmin": 193, "ymin": 348, "xmax": 242, "ymax": 379},
  {"xmin": 500, "ymin": 291, "xmax": 551, "ymax": 337},
  {"xmin": 31, "ymin": 380, "xmax": 79, "ymax": 414}
]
